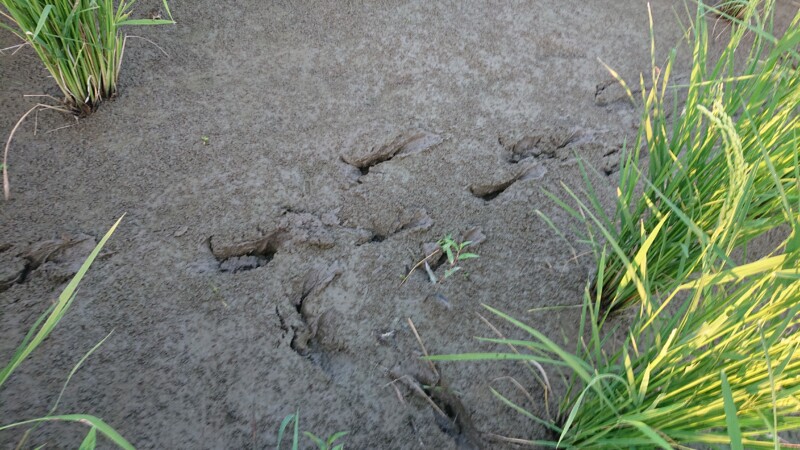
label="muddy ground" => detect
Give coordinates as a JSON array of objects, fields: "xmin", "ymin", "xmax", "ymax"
[{"xmin": 1, "ymin": 1, "xmax": 797, "ymax": 449}]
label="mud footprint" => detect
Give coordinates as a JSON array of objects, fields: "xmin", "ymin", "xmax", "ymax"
[
  {"xmin": 501, "ymin": 127, "xmax": 579, "ymax": 163},
  {"xmin": 1, "ymin": 233, "xmax": 99, "ymax": 291},
  {"xmin": 288, "ymin": 263, "xmax": 343, "ymax": 355},
  {"xmin": 342, "ymin": 131, "xmax": 442, "ymax": 177},
  {"xmin": 357, "ymin": 208, "xmax": 434, "ymax": 245},
  {"xmin": 390, "ymin": 358, "xmax": 483, "ymax": 450},
  {"xmin": 469, "ymin": 163, "xmax": 547, "ymax": 201},
  {"xmin": 208, "ymin": 230, "xmax": 289, "ymax": 273}
]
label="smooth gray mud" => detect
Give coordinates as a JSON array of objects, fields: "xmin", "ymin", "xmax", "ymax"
[{"xmin": 1, "ymin": 1, "xmax": 797, "ymax": 449}]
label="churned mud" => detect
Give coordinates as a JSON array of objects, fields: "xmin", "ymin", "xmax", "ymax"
[{"xmin": 1, "ymin": 1, "xmax": 797, "ymax": 449}]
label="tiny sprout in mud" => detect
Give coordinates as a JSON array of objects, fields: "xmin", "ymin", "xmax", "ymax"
[
  {"xmin": 201, "ymin": 136, "xmax": 210, "ymax": 145},
  {"xmin": 401, "ymin": 234, "xmax": 479, "ymax": 285},
  {"xmin": 437, "ymin": 235, "xmax": 479, "ymax": 280},
  {"xmin": 277, "ymin": 411, "xmax": 347, "ymax": 450}
]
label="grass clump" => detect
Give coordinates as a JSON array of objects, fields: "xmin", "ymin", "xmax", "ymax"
[
  {"xmin": 0, "ymin": 0, "xmax": 174, "ymax": 116},
  {"xmin": 0, "ymin": 217, "xmax": 131, "ymax": 449},
  {"xmin": 547, "ymin": 0, "xmax": 800, "ymax": 314}
]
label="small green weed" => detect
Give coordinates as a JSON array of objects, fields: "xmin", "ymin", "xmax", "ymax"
[
  {"xmin": 277, "ymin": 411, "xmax": 347, "ymax": 450},
  {"xmin": 401, "ymin": 234, "xmax": 479, "ymax": 285},
  {"xmin": 437, "ymin": 234, "xmax": 479, "ymax": 280}
]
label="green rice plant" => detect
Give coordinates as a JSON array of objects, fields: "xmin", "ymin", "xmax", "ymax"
[
  {"xmin": 277, "ymin": 411, "xmax": 348, "ymax": 450},
  {"xmin": 544, "ymin": 0, "xmax": 800, "ymax": 314},
  {"xmin": 0, "ymin": 0, "xmax": 174, "ymax": 116},
  {"xmin": 431, "ymin": 218, "xmax": 800, "ymax": 448},
  {"xmin": 0, "ymin": 217, "xmax": 132, "ymax": 449}
]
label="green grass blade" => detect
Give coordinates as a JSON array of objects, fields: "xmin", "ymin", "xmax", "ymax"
[
  {"xmin": 78, "ymin": 427, "xmax": 97, "ymax": 450},
  {"xmin": 49, "ymin": 331, "xmax": 115, "ymax": 414},
  {"xmin": 0, "ymin": 215, "xmax": 123, "ymax": 388},
  {"xmin": 620, "ymin": 420, "xmax": 672, "ymax": 449},
  {"xmin": 0, "ymin": 415, "xmax": 133, "ymax": 450},
  {"xmin": 721, "ymin": 370, "xmax": 744, "ymax": 450},
  {"xmin": 30, "ymin": 5, "xmax": 53, "ymax": 41},
  {"xmin": 276, "ymin": 413, "xmax": 297, "ymax": 450}
]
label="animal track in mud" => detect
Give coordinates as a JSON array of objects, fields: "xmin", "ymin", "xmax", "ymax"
[
  {"xmin": 428, "ymin": 388, "xmax": 482, "ymax": 450},
  {"xmin": 208, "ymin": 230, "xmax": 289, "ymax": 273},
  {"xmin": 601, "ymin": 143, "xmax": 622, "ymax": 176},
  {"xmin": 342, "ymin": 131, "xmax": 442, "ymax": 178},
  {"xmin": 0, "ymin": 234, "xmax": 99, "ymax": 292},
  {"xmin": 390, "ymin": 359, "xmax": 483, "ymax": 450},
  {"xmin": 205, "ymin": 210, "xmax": 342, "ymax": 274},
  {"xmin": 501, "ymin": 127, "xmax": 579, "ymax": 163},
  {"xmin": 595, "ymin": 73, "xmax": 689, "ymax": 111},
  {"xmin": 473, "ymin": 128, "xmax": 623, "ymax": 201},
  {"xmin": 357, "ymin": 208, "xmax": 434, "ymax": 246},
  {"xmin": 469, "ymin": 127, "xmax": 584, "ymax": 202},
  {"xmin": 288, "ymin": 263, "xmax": 343, "ymax": 356},
  {"xmin": 469, "ymin": 163, "xmax": 547, "ymax": 201}
]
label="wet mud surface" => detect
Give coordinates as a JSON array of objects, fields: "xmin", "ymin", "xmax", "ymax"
[{"xmin": 1, "ymin": 1, "xmax": 796, "ymax": 448}]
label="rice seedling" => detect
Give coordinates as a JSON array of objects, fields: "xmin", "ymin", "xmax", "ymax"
[
  {"xmin": 0, "ymin": 0, "xmax": 174, "ymax": 116},
  {"xmin": 431, "ymin": 216, "xmax": 800, "ymax": 448},
  {"xmin": 277, "ymin": 411, "xmax": 348, "ymax": 450},
  {"xmin": 544, "ymin": 0, "xmax": 800, "ymax": 314},
  {"xmin": 0, "ymin": 217, "xmax": 132, "ymax": 449}
]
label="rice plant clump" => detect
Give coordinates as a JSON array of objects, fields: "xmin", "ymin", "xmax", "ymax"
[
  {"xmin": 0, "ymin": 1, "xmax": 174, "ymax": 116},
  {"xmin": 432, "ymin": 222, "xmax": 800, "ymax": 448},
  {"xmin": 549, "ymin": 0, "xmax": 800, "ymax": 314},
  {"xmin": 431, "ymin": 4, "xmax": 800, "ymax": 444}
]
